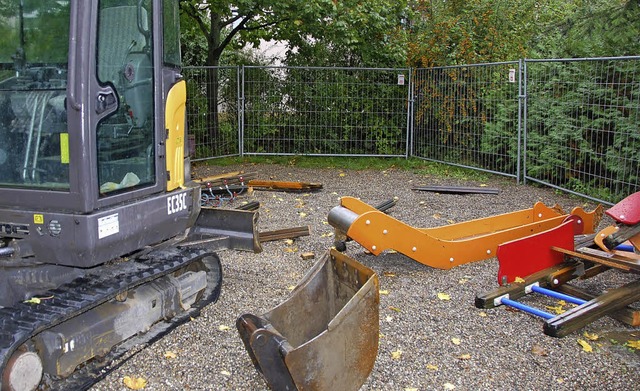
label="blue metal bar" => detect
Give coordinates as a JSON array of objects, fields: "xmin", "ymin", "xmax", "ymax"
[
  {"xmin": 530, "ymin": 285, "xmax": 587, "ymax": 305},
  {"xmin": 500, "ymin": 297, "xmax": 554, "ymax": 319},
  {"xmin": 616, "ymin": 244, "xmax": 635, "ymax": 252}
]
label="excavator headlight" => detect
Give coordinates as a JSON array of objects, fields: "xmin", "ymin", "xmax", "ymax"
[{"xmin": 48, "ymin": 220, "xmax": 62, "ymax": 236}]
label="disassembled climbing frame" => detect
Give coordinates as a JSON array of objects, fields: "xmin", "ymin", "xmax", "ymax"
[
  {"xmin": 476, "ymin": 191, "xmax": 640, "ymax": 337},
  {"xmin": 328, "ymin": 196, "xmax": 602, "ymax": 269}
]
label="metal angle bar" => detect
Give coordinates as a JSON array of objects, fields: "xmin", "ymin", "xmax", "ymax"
[{"xmin": 411, "ymin": 185, "xmax": 500, "ymax": 195}]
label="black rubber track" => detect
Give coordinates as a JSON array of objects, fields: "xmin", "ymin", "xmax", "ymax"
[{"xmin": 0, "ymin": 247, "xmax": 222, "ymax": 391}]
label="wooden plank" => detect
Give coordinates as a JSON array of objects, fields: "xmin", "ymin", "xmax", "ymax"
[
  {"xmin": 556, "ymin": 284, "xmax": 640, "ymax": 327},
  {"xmin": 544, "ymin": 278, "xmax": 640, "ymax": 337},
  {"xmin": 248, "ymin": 180, "xmax": 322, "ymax": 192},
  {"xmin": 194, "ymin": 171, "xmax": 257, "ymax": 186},
  {"xmin": 474, "ymin": 261, "xmax": 583, "ymax": 309},
  {"xmin": 258, "ymin": 226, "xmax": 311, "ymax": 243},
  {"xmin": 551, "ymin": 246, "xmax": 637, "ymax": 272}
]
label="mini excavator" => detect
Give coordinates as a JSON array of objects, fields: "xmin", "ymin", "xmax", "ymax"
[
  {"xmin": 0, "ymin": 3, "xmax": 381, "ymax": 390},
  {"xmin": 0, "ymin": 1, "xmax": 264, "ymax": 390}
]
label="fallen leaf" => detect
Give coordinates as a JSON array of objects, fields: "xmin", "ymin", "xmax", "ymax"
[
  {"xmin": 299, "ymin": 212, "xmax": 307, "ymax": 218},
  {"xmin": 457, "ymin": 354, "xmax": 471, "ymax": 360},
  {"xmin": 583, "ymin": 332, "xmax": 599, "ymax": 341},
  {"xmin": 514, "ymin": 277, "xmax": 525, "ymax": 283},
  {"xmin": 164, "ymin": 351, "xmax": 177, "ymax": 359},
  {"xmin": 218, "ymin": 325, "xmax": 230, "ymax": 331},
  {"xmin": 391, "ymin": 350, "xmax": 403, "ymax": 359},
  {"xmin": 284, "ymin": 239, "xmax": 294, "ymax": 245},
  {"xmin": 287, "ymin": 285, "xmax": 296, "ymax": 291},
  {"xmin": 625, "ymin": 340, "xmax": 640, "ymax": 350},
  {"xmin": 444, "ymin": 383, "xmax": 456, "ymax": 390},
  {"xmin": 405, "ymin": 388, "xmax": 418, "ymax": 391},
  {"xmin": 123, "ymin": 376, "xmax": 147, "ymax": 390},
  {"xmin": 479, "ymin": 184, "xmax": 488, "ymax": 187},
  {"xmin": 284, "ymin": 247, "xmax": 298, "ymax": 253},
  {"xmin": 451, "ymin": 338, "xmax": 461, "ymax": 345},
  {"xmin": 385, "ymin": 315, "xmax": 394, "ymax": 322},
  {"xmin": 426, "ymin": 364, "xmax": 438, "ymax": 371},
  {"xmin": 545, "ymin": 304, "xmax": 565, "ymax": 315},
  {"xmin": 23, "ymin": 295, "xmax": 54, "ymax": 304},
  {"xmin": 531, "ymin": 344, "xmax": 548, "ymax": 356},
  {"xmin": 220, "ymin": 370, "xmax": 231, "ymax": 376},
  {"xmin": 389, "ymin": 306, "xmax": 401, "ymax": 312},
  {"xmin": 437, "ymin": 292, "xmax": 451, "ymax": 301},
  {"xmin": 383, "ymin": 271, "xmax": 396, "ymax": 277},
  {"xmin": 478, "ymin": 311, "xmax": 488, "ymax": 317},
  {"xmin": 380, "ymin": 290, "xmax": 390, "ymax": 295},
  {"xmin": 339, "ymin": 173, "xmax": 346, "ymax": 177},
  {"xmin": 432, "ymin": 213, "xmax": 442, "ymax": 219},
  {"xmin": 458, "ymin": 278, "xmax": 468, "ymax": 284},
  {"xmin": 578, "ymin": 339, "xmax": 593, "ymax": 352}
]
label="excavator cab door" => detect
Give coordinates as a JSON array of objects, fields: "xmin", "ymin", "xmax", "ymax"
[{"xmin": 0, "ymin": 0, "xmax": 197, "ymax": 268}]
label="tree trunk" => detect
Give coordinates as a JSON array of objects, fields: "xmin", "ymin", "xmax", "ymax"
[{"xmin": 206, "ymin": 14, "xmax": 222, "ymax": 153}]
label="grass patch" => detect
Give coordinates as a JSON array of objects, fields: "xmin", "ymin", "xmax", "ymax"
[{"xmin": 195, "ymin": 155, "xmax": 491, "ymax": 181}]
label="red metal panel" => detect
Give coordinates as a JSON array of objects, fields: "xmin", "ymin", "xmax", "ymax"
[
  {"xmin": 606, "ymin": 191, "xmax": 640, "ymax": 225},
  {"xmin": 497, "ymin": 220, "xmax": 575, "ymax": 284}
]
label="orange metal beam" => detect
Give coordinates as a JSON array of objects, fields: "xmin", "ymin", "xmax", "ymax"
[{"xmin": 330, "ymin": 197, "xmax": 602, "ymax": 270}]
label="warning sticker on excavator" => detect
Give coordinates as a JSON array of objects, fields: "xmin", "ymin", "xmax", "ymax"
[
  {"xmin": 33, "ymin": 214, "xmax": 44, "ymax": 224},
  {"xmin": 98, "ymin": 213, "xmax": 119, "ymax": 239}
]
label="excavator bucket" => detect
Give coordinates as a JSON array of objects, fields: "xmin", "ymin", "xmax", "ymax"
[{"xmin": 236, "ymin": 248, "xmax": 379, "ymax": 391}]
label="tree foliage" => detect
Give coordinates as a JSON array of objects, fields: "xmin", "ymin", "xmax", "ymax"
[
  {"xmin": 408, "ymin": 0, "xmax": 640, "ymax": 66},
  {"xmin": 179, "ymin": 0, "xmax": 409, "ymax": 68}
]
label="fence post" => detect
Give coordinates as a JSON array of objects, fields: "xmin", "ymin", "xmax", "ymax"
[
  {"xmin": 239, "ymin": 65, "xmax": 245, "ymax": 157},
  {"xmin": 406, "ymin": 68, "xmax": 414, "ymax": 159},
  {"xmin": 516, "ymin": 58, "xmax": 523, "ymax": 184},
  {"xmin": 521, "ymin": 59, "xmax": 528, "ymax": 185}
]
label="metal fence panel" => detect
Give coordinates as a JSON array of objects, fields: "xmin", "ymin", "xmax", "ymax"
[
  {"xmin": 183, "ymin": 58, "xmax": 639, "ymax": 204},
  {"xmin": 412, "ymin": 62, "xmax": 521, "ymax": 178},
  {"xmin": 183, "ymin": 66, "xmax": 240, "ymax": 160},
  {"xmin": 241, "ymin": 66, "xmax": 410, "ymax": 156},
  {"xmin": 524, "ymin": 57, "xmax": 640, "ymax": 204}
]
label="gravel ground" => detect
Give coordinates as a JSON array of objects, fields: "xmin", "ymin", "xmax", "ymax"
[{"xmin": 91, "ymin": 162, "xmax": 640, "ymax": 391}]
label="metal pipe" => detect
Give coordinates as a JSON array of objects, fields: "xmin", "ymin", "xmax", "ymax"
[
  {"xmin": 530, "ymin": 285, "xmax": 587, "ymax": 306},
  {"xmin": 327, "ymin": 206, "xmax": 359, "ymax": 234},
  {"xmin": 500, "ymin": 297, "xmax": 554, "ymax": 320}
]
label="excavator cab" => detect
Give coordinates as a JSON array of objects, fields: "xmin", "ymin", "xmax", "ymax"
[
  {"xmin": 0, "ymin": 0, "xmax": 195, "ymax": 268},
  {"xmin": 0, "ymin": 2, "xmax": 259, "ymax": 390}
]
